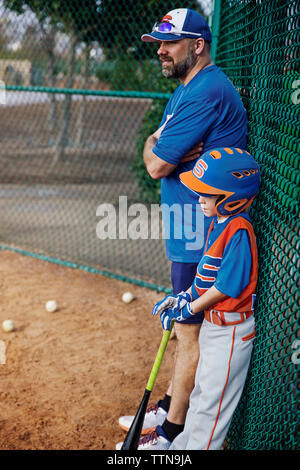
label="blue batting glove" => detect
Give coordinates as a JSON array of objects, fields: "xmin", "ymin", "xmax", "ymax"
[
  {"xmin": 160, "ymin": 302, "xmax": 194, "ymax": 330},
  {"xmin": 152, "ymin": 291, "xmax": 192, "ymax": 317}
]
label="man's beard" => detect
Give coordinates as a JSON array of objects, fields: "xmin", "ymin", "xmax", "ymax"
[{"xmin": 161, "ymin": 43, "xmax": 198, "ymax": 80}]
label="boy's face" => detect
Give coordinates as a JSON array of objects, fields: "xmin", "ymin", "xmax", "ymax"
[{"xmin": 199, "ymin": 195, "xmax": 219, "ymax": 217}]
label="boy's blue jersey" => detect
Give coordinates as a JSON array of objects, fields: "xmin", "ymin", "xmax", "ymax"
[
  {"xmin": 191, "ymin": 213, "xmax": 258, "ymax": 313},
  {"xmin": 153, "ymin": 64, "xmax": 248, "ymax": 262},
  {"xmin": 191, "ymin": 214, "xmax": 252, "ymax": 300}
]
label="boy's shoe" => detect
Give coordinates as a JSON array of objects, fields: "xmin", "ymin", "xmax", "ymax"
[
  {"xmin": 116, "ymin": 425, "xmax": 171, "ymax": 451},
  {"xmin": 118, "ymin": 401, "xmax": 167, "ymax": 434},
  {"xmin": 138, "ymin": 426, "xmax": 171, "ymax": 450}
]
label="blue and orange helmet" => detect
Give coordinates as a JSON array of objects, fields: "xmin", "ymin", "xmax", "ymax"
[{"xmin": 180, "ymin": 147, "xmax": 260, "ymax": 216}]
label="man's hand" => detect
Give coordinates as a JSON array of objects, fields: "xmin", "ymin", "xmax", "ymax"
[
  {"xmin": 143, "ymin": 116, "xmax": 204, "ymax": 179},
  {"xmin": 153, "ymin": 128, "xmax": 203, "ymax": 163},
  {"xmin": 160, "ymin": 302, "xmax": 194, "ymax": 330},
  {"xmin": 181, "ymin": 142, "xmax": 204, "ymax": 162},
  {"xmin": 152, "ymin": 291, "xmax": 192, "ymax": 317}
]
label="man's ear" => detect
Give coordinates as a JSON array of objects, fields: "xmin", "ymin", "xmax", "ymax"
[{"xmin": 194, "ymin": 38, "xmax": 205, "ymax": 55}]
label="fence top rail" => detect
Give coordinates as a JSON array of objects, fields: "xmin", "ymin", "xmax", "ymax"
[{"xmin": 3, "ymin": 85, "xmax": 171, "ymax": 100}]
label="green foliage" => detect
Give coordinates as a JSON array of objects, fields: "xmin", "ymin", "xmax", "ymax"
[
  {"xmin": 95, "ymin": 57, "xmax": 177, "ymax": 93},
  {"xmin": 4, "ymin": 0, "xmax": 201, "ymax": 51},
  {"xmin": 95, "ymin": 60, "xmax": 116, "ymax": 85},
  {"xmin": 132, "ymin": 98, "xmax": 166, "ymax": 204},
  {"xmin": 132, "ymin": 84, "xmax": 177, "ymax": 204},
  {"xmin": 4, "ymin": 0, "xmax": 103, "ymax": 42},
  {"xmin": 97, "ymin": 0, "xmax": 199, "ymax": 59}
]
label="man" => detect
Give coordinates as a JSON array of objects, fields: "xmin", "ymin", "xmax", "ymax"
[{"xmin": 118, "ymin": 8, "xmax": 248, "ymax": 450}]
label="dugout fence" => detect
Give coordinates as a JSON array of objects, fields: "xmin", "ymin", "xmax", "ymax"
[
  {"xmin": 0, "ymin": 0, "xmax": 299, "ymax": 450},
  {"xmin": 214, "ymin": 0, "xmax": 299, "ymax": 450}
]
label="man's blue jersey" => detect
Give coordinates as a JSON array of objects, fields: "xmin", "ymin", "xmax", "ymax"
[{"xmin": 153, "ymin": 64, "xmax": 248, "ymax": 262}]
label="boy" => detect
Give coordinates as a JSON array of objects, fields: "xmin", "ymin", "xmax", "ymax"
[{"xmin": 149, "ymin": 146, "xmax": 260, "ymax": 450}]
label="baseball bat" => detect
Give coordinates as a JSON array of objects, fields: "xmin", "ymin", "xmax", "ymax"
[{"xmin": 121, "ymin": 324, "xmax": 173, "ymax": 450}]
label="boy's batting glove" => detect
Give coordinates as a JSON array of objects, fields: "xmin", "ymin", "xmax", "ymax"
[
  {"xmin": 152, "ymin": 291, "xmax": 192, "ymax": 317},
  {"xmin": 160, "ymin": 303, "xmax": 194, "ymax": 330}
]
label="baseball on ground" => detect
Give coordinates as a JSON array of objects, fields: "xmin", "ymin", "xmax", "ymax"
[
  {"xmin": 45, "ymin": 300, "xmax": 58, "ymax": 312},
  {"xmin": 2, "ymin": 319, "xmax": 15, "ymax": 332},
  {"xmin": 122, "ymin": 292, "xmax": 135, "ymax": 304}
]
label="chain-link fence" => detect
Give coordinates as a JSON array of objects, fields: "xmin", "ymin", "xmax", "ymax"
[
  {"xmin": 215, "ymin": 0, "xmax": 299, "ymax": 450},
  {"xmin": 1, "ymin": 0, "xmax": 213, "ymax": 290},
  {"xmin": 0, "ymin": 0, "xmax": 298, "ymax": 450}
]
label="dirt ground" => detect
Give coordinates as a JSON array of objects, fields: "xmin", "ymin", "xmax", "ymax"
[{"xmin": 0, "ymin": 250, "xmax": 175, "ymax": 450}]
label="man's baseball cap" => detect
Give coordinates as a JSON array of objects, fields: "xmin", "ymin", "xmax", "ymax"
[{"xmin": 141, "ymin": 8, "xmax": 212, "ymax": 43}]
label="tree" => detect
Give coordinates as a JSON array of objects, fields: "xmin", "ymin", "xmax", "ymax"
[
  {"xmin": 0, "ymin": 16, "xmax": 14, "ymax": 54},
  {"xmin": 3, "ymin": 0, "xmax": 205, "ymax": 165},
  {"xmin": 4, "ymin": 0, "xmax": 103, "ymax": 162},
  {"xmin": 97, "ymin": 0, "xmax": 199, "ymax": 59}
]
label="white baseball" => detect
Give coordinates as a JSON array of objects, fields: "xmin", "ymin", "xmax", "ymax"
[
  {"xmin": 122, "ymin": 292, "xmax": 134, "ymax": 304},
  {"xmin": 45, "ymin": 300, "xmax": 58, "ymax": 312},
  {"xmin": 2, "ymin": 319, "xmax": 14, "ymax": 332}
]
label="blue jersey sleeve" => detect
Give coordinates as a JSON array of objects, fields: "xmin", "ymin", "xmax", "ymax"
[
  {"xmin": 214, "ymin": 229, "xmax": 252, "ymax": 298},
  {"xmin": 158, "ymin": 100, "xmax": 171, "ymax": 128},
  {"xmin": 153, "ymin": 97, "xmax": 218, "ymax": 165}
]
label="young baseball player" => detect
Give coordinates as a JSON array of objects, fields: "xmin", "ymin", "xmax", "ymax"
[{"xmin": 148, "ymin": 146, "xmax": 260, "ymax": 450}]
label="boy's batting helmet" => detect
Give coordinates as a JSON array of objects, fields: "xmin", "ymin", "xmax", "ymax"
[{"xmin": 180, "ymin": 147, "xmax": 260, "ymax": 216}]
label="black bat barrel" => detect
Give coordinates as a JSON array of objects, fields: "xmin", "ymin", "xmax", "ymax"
[{"xmin": 121, "ymin": 389, "xmax": 151, "ymax": 450}]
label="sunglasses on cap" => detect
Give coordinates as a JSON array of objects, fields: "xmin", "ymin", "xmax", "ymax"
[{"xmin": 152, "ymin": 21, "xmax": 203, "ymax": 37}]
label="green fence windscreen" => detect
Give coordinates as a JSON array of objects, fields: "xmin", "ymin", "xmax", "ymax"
[
  {"xmin": 0, "ymin": 0, "xmax": 298, "ymax": 450},
  {"xmin": 215, "ymin": 0, "xmax": 299, "ymax": 450}
]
